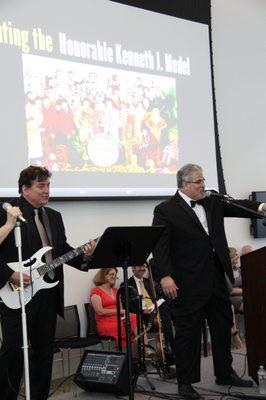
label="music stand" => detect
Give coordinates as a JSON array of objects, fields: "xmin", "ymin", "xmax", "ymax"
[
  {"xmin": 87, "ymin": 226, "xmax": 165, "ymax": 400},
  {"xmin": 116, "ymin": 285, "xmax": 155, "ymax": 391}
]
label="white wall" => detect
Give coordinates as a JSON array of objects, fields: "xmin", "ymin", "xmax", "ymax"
[
  {"xmin": 211, "ymin": 0, "xmax": 266, "ymax": 251},
  {"xmin": 51, "ymin": 0, "xmax": 266, "ymax": 310}
]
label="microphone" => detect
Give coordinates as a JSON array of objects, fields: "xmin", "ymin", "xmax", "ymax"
[
  {"xmin": 205, "ymin": 190, "xmax": 233, "ymax": 200},
  {"xmin": 2, "ymin": 202, "xmax": 28, "ymax": 223}
]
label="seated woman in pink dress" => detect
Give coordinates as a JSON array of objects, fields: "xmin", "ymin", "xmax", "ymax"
[{"xmin": 90, "ymin": 267, "xmax": 137, "ymax": 347}]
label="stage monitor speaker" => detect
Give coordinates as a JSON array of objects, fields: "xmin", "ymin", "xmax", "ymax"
[{"xmin": 74, "ymin": 350, "xmax": 138, "ymax": 395}]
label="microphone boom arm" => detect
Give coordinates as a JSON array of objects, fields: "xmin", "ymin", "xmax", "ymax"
[{"xmin": 220, "ymin": 197, "xmax": 264, "ymax": 219}]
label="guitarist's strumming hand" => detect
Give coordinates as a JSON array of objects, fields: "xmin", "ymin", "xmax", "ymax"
[
  {"xmin": 10, "ymin": 271, "xmax": 32, "ymax": 287},
  {"xmin": 160, "ymin": 276, "xmax": 179, "ymax": 299}
]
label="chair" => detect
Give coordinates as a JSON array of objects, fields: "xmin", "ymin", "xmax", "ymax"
[
  {"xmin": 54, "ymin": 304, "xmax": 100, "ymax": 377},
  {"xmin": 84, "ymin": 302, "xmax": 117, "ymax": 351}
]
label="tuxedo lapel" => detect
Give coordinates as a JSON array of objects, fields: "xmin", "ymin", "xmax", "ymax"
[{"xmin": 203, "ymin": 198, "xmax": 212, "ymax": 236}]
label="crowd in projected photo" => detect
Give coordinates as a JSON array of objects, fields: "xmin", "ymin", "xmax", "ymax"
[{"xmin": 23, "ymin": 54, "xmax": 179, "ymax": 174}]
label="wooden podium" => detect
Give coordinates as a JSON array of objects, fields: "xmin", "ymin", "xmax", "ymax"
[{"xmin": 241, "ymin": 246, "xmax": 266, "ymax": 382}]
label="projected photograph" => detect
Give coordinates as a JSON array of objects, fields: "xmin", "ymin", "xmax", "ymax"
[{"xmin": 23, "ymin": 54, "xmax": 179, "ymax": 174}]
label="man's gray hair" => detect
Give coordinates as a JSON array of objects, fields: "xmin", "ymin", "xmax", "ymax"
[{"xmin": 177, "ymin": 164, "xmax": 202, "ymax": 188}]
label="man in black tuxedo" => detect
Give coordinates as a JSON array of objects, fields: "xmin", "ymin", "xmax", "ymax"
[
  {"xmin": 152, "ymin": 163, "xmax": 266, "ymax": 400},
  {"xmin": 0, "ymin": 166, "xmax": 95, "ymax": 400}
]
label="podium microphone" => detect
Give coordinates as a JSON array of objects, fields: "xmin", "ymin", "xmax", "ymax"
[
  {"xmin": 205, "ymin": 191, "xmax": 233, "ymax": 200},
  {"xmin": 2, "ymin": 202, "xmax": 28, "ymax": 223}
]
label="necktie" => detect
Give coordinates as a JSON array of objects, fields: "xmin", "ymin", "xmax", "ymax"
[
  {"xmin": 139, "ymin": 280, "xmax": 153, "ymax": 310},
  {"xmin": 190, "ymin": 199, "xmax": 205, "ymax": 208},
  {"xmin": 34, "ymin": 209, "xmax": 55, "ymax": 279}
]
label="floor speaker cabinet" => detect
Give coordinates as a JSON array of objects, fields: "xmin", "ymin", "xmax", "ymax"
[{"xmin": 74, "ymin": 350, "xmax": 139, "ymax": 395}]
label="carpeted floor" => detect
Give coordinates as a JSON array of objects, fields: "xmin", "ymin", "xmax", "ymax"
[{"xmin": 48, "ymin": 347, "xmax": 265, "ymax": 400}]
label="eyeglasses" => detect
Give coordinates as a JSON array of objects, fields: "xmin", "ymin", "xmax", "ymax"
[
  {"xmin": 106, "ymin": 273, "xmax": 118, "ymax": 279},
  {"xmin": 185, "ymin": 178, "xmax": 205, "ymax": 185}
]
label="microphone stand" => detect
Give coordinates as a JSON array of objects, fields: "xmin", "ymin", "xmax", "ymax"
[
  {"xmin": 116, "ymin": 288, "xmax": 155, "ymax": 391},
  {"xmin": 221, "ymin": 197, "xmax": 265, "ymax": 219},
  {"xmin": 117, "ymin": 246, "xmax": 135, "ymax": 400},
  {"xmin": 14, "ymin": 221, "xmax": 30, "ymax": 400},
  {"xmin": 136, "ymin": 294, "xmax": 155, "ymax": 391}
]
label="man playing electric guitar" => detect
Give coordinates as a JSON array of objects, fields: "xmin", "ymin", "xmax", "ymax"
[{"xmin": 0, "ymin": 165, "xmax": 95, "ymax": 400}]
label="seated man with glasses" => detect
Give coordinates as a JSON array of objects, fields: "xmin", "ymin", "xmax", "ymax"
[
  {"xmin": 90, "ymin": 267, "xmax": 137, "ymax": 347},
  {"xmin": 124, "ymin": 264, "xmax": 155, "ymax": 325}
]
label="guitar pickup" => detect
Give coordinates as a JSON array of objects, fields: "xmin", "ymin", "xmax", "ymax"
[{"xmin": 9, "ymin": 282, "xmax": 20, "ymax": 292}]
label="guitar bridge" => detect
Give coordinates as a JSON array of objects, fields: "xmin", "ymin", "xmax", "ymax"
[{"xmin": 9, "ymin": 282, "xmax": 20, "ymax": 292}]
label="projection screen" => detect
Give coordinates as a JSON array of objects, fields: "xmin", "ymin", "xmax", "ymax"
[{"xmin": 0, "ymin": 0, "xmax": 218, "ymax": 198}]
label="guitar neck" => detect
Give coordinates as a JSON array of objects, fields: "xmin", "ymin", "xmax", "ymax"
[{"xmin": 37, "ymin": 244, "xmax": 87, "ymax": 276}]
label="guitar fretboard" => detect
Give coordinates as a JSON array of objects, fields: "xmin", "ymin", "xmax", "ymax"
[{"xmin": 37, "ymin": 244, "xmax": 87, "ymax": 276}]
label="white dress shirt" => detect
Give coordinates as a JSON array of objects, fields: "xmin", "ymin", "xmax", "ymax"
[
  {"xmin": 178, "ymin": 190, "xmax": 209, "ymax": 235},
  {"xmin": 132, "ymin": 275, "xmax": 155, "ymax": 312}
]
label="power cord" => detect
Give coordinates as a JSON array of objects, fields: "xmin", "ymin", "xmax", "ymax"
[{"xmin": 48, "ymin": 373, "xmax": 75, "ymax": 398}]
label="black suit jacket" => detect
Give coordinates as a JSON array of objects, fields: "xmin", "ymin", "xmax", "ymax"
[
  {"xmin": 120, "ymin": 275, "xmax": 155, "ymax": 314},
  {"xmin": 128, "ymin": 275, "xmax": 154, "ymax": 313},
  {"xmin": 152, "ymin": 191, "xmax": 260, "ymax": 308},
  {"xmin": 0, "ymin": 196, "xmax": 86, "ymax": 316}
]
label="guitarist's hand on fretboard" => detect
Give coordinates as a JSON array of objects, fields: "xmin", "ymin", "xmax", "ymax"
[
  {"xmin": 10, "ymin": 271, "xmax": 31, "ymax": 287},
  {"xmin": 83, "ymin": 239, "xmax": 97, "ymax": 260}
]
